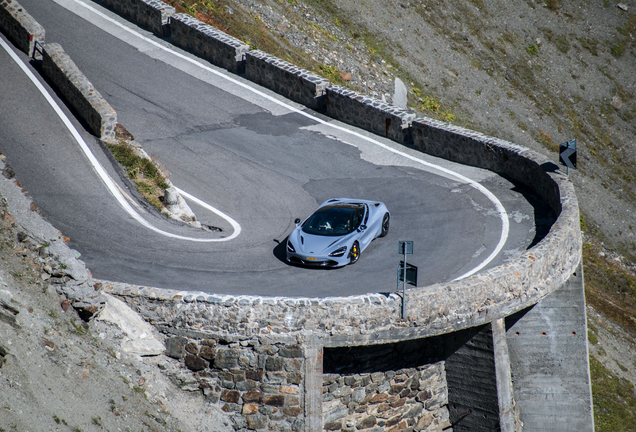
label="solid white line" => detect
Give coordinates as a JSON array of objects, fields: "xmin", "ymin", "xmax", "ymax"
[
  {"xmin": 56, "ymin": 0, "xmax": 510, "ymax": 278},
  {"xmin": 1, "ymin": 36, "xmax": 240, "ymax": 242}
]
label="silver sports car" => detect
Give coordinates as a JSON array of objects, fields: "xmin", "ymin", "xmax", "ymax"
[{"xmin": 286, "ymin": 198, "xmax": 390, "ymax": 267}]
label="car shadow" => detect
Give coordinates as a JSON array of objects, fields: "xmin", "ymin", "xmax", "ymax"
[{"xmin": 272, "ymin": 237, "xmax": 340, "ymax": 270}]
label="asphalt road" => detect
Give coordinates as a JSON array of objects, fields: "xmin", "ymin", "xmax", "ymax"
[{"xmin": 0, "ymin": 0, "xmax": 545, "ymax": 297}]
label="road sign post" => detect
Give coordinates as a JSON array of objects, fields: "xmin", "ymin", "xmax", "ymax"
[
  {"xmin": 397, "ymin": 241, "xmax": 416, "ymax": 319},
  {"xmin": 559, "ymin": 139, "xmax": 577, "ymax": 176}
]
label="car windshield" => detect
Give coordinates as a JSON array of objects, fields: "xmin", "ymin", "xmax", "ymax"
[{"xmin": 302, "ymin": 204, "xmax": 364, "ymax": 236}]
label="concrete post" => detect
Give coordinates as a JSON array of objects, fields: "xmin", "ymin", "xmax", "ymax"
[
  {"xmin": 304, "ymin": 340, "xmax": 323, "ymax": 432},
  {"xmin": 492, "ymin": 318, "xmax": 519, "ymax": 431}
]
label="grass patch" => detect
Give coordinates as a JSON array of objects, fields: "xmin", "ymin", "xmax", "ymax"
[
  {"xmin": 319, "ymin": 64, "xmax": 345, "ymax": 85},
  {"xmin": 579, "ymin": 37, "xmax": 599, "ymax": 56},
  {"xmin": 588, "ymin": 330, "xmax": 598, "ymax": 345},
  {"xmin": 583, "ymin": 241, "xmax": 636, "ymax": 336},
  {"xmin": 589, "ymin": 355, "xmax": 636, "ymax": 431},
  {"xmin": 546, "ymin": 0, "xmax": 560, "ymax": 11},
  {"xmin": 526, "ymin": 43, "xmax": 539, "ymax": 55},
  {"xmin": 536, "ymin": 129, "xmax": 559, "ymax": 152},
  {"xmin": 555, "ymin": 34, "xmax": 570, "ymax": 53},
  {"xmin": 107, "ymin": 143, "xmax": 169, "ymax": 212}
]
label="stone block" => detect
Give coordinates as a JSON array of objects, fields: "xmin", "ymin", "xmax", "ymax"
[
  {"xmin": 285, "ymin": 358, "xmax": 303, "ymax": 372},
  {"xmin": 386, "ymin": 415, "xmax": 402, "ymax": 427},
  {"xmin": 323, "ymin": 400, "xmax": 348, "ymax": 423},
  {"xmin": 390, "ymin": 397, "xmax": 407, "ymax": 408},
  {"xmin": 199, "ymin": 345, "xmax": 215, "ymax": 361},
  {"xmin": 280, "ymin": 385, "xmax": 299, "ymax": 395},
  {"xmin": 220, "ymin": 389, "xmax": 240, "ymax": 404},
  {"xmin": 333, "ymin": 386, "xmax": 353, "ymax": 398},
  {"xmin": 369, "ymin": 393, "xmax": 389, "ymax": 404},
  {"xmin": 239, "ymin": 351, "xmax": 258, "ymax": 368},
  {"xmin": 242, "ymin": 390, "xmax": 262, "ymax": 403},
  {"xmin": 344, "ymin": 375, "xmax": 360, "ymax": 387},
  {"xmin": 246, "ymin": 369, "xmax": 264, "ymax": 381},
  {"xmin": 184, "ymin": 353, "xmax": 209, "ymax": 371},
  {"xmin": 263, "ymin": 394, "xmax": 285, "ymax": 406},
  {"xmin": 371, "ymin": 372, "xmax": 385, "ymax": 383},
  {"xmin": 246, "ymin": 414, "xmax": 267, "ymax": 430},
  {"xmin": 389, "ymin": 384, "xmax": 405, "ymax": 395},
  {"xmin": 266, "ymin": 372, "xmax": 287, "ymax": 384},
  {"xmin": 266, "ymin": 356, "xmax": 284, "ymax": 371},
  {"xmin": 164, "ymin": 336, "xmax": 187, "ymax": 359},
  {"xmin": 242, "ymin": 403, "xmax": 259, "ymax": 415},
  {"xmin": 353, "ymin": 388, "xmax": 366, "ymax": 403},
  {"xmin": 393, "ymin": 374, "xmax": 408, "ymax": 383},
  {"xmin": 221, "ymin": 402, "xmax": 241, "ymax": 413},
  {"xmin": 202, "ymin": 338, "xmax": 217, "ymax": 347},
  {"xmin": 324, "ymin": 420, "xmax": 343, "ymax": 431},
  {"xmin": 261, "ymin": 383, "xmax": 279, "ymax": 394},
  {"xmin": 279, "ymin": 344, "xmax": 303, "ymax": 358},
  {"xmin": 283, "ymin": 406, "xmax": 303, "ymax": 417},
  {"xmin": 285, "ymin": 395, "xmax": 300, "ymax": 406},
  {"xmin": 403, "ymin": 403, "xmax": 423, "ymax": 419},
  {"xmin": 416, "ymin": 390, "xmax": 431, "ymax": 402},
  {"xmin": 214, "ymin": 347, "xmax": 239, "ymax": 369},
  {"xmin": 416, "ymin": 412, "xmax": 434, "ymax": 430},
  {"xmin": 356, "ymin": 416, "xmax": 377, "ymax": 429},
  {"xmin": 236, "ymin": 379, "xmax": 260, "ymax": 392},
  {"xmin": 185, "ymin": 341, "xmax": 199, "ymax": 354}
]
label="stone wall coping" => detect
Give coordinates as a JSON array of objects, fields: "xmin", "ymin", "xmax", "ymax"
[
  {"xmin": 246, "ymin": 50, "xmax": 330, "ymax": 87},
  {"xmin": 327, "ymin": 84, "xmax": 417, "ymax": 124},
  {"xmin": 170, "ymin": 13, "xmax": 249, "ymax": 51}
]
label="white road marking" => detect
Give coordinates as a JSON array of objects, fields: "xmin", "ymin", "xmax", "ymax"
[
  {"xmin": 1, "ymin": 36, "xmax": 241, "ymax": 242},
  {"xmin": 34, "ymin": 0, "xmax": 509, "ymax": 278}
]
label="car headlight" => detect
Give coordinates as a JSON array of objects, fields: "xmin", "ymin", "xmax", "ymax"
[
  {"xmin": 329, "ymin": 246, "xmax": 347, "ymax": 257},
  {"xmin": 287, "ymin": 241, "xmax": 296, "ymax": 253}
]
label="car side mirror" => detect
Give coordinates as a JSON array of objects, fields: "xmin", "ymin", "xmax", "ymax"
[
  {"xmin": 294, "ymin": 218, "xmax": 301, "ymax": 225},
  {"xmin": 360, "ymin": 224, "xmax": 367, "ymax": 231}
]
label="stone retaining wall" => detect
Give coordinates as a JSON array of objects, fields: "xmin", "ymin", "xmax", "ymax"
[
  {"xmin": 162, "ymin": 332, "xmax": 306, "ymax": 431},
  {"xmin": 245, "ymin": 50, "xmax": 329, "ymax": 111},
  {"xmin": 41, "ymin": 43, "xmax": 117, "ymax": 140},
  {"xmin": 0, "ymin": 0, "xmax": 44, "ymax": 55},
  {"xmin": 326, "ymin": 85, "xmax": 416, "ymax": 143},
  {"xmin": 169, "ymin": 13, "xmax": 249, "ymax": 74},
  {"xmin": 100, "ymin": 0, "xmax": 174, "ymax": 36}
]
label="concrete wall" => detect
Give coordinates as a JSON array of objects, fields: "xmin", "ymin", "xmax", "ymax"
[
  {"xmin": 99, "ymin": 0, "xmax": 174, "ymax": 36},
  {"xmin": 41, "ymin": 43, "xmax": 117, "ymax": 140},
  {"xmin": 0, "ymin": 0, "xmax": 44, "ymax": 55}
]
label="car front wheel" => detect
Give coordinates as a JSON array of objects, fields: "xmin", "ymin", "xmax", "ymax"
[
  {"xmin": 349, "ymin": 241, "xmax": 360, "ymax": 264},
  {"xmin": 379, "ymin": 213, "xmax": 390, "ymax": 237}
]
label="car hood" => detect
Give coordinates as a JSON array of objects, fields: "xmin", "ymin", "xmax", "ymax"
[{"xmin": 289, "ymin": 229, "xmax": 351, "ymax": 255}]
